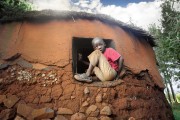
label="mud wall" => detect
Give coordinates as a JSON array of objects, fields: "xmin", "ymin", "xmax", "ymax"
[
  {"xmin": 0, "ymin": 20, "xmax": 174, "ymax": 120},
  {"xmin": 0, "ymin": 20, "xmax": 164, "ymax": 88}
]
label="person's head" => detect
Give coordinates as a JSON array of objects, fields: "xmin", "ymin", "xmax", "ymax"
[{"xmin": 92, "ymin": 37, "xmax": 106, "ymax": 52}]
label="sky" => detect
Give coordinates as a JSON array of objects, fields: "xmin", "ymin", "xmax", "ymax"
[{"xmin": 29, "ymin": 0, "xmax": 163, "ymax": 30}]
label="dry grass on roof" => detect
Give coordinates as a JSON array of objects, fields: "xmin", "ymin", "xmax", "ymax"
[{"xmin": 0, "ymin": 10, "xmax": 156, "ymax": 47}]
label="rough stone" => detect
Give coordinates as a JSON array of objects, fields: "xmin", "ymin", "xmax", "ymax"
[
  {"xmin": 57, "ymin": 108, "xmax": 73, "ymax": 115},
  {"xmin": 96, "ymin": 94, "xmax": 103, "ymax": 103},
  {"xmin": 87, "ymin": 117, "xmax": 98, "ymax": 120},
  {"xmin": 100, "ymin": 116, "xmax": 112, "ymax": 120},
  {"xmin": 71, "ymin": 96, "xmax": 76, "ymax": 99},
  {"xmin": 82, "ymin": 101, "xmax": 89, "ymax": 107},
  {"xmin": 17, "ymin": 103, "xmax": 34, "ymax": 118},
  {"xmin": 0, "ymin": 63, "xmax": 9, "ymax": 70},
  {"xmin": 17, "ymin": 58, "xmax": 33, "ymax": 68},
  {"xmin": 128, "ymin": 117, "xmax": 136, "ymax": 120},
  {"xmin": 0, "ymin": 95, "xmax": 6, "ymax": 104},
  {"xmin": 31, "ymin": 108, "xmax": 54, "ymax": 120},
  {"xmin": 0, "ymin": 109, "xmax": 15, "ymax": 120},
  {"xmin": 54, "ymin": 115, "xmax": 68, "ymax": 120},
  {"xmin": 100, "ymin": 106, "xmax": 112, "ymax": 115},
  {"xmin": 86, "ymin": 105, "xmax": 99, "ymax": 117},
  {"xmin": 79, "ymin": 107, "xmax": 86, "ymax": 113},
  {"xmin": 71, "ymin": 113, "xmax": 86, "ymax": 120},
  {"xmin": 3, "ymin": 95, "xmax": 19, "ymax": 108},
  {"xmin": 0, "ymin": 78, "xmax": 3, "ymax": 83},
  {"xmin": 39, "ymin": 96, "xmax": 52, "ymax": 103},
  {"xmin": 84, "ymin": 87, "xmax": 90, "ymax": 94},
  {"xmin": 14, "ymin": 115, "xmax": 25, "ymax": 120}
]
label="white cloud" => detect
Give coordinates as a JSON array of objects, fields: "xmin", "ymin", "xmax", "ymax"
[
  {"xmin": 98, "ymin": 1, "xmax": 163, "ymax": 30},
  {"xmin": 30, "ymin": 0, "xmax": 72, "ymax": 10},
  {"xmin": 29, "ymin": 0, "xmax": 163, "ymax": 30}
]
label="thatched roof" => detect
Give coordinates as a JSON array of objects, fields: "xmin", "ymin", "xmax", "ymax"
[{"xmin": 0, "ymin": 10, "xmax": 156, "ymax": 47}]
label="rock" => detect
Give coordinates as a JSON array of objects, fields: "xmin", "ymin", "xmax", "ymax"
[
  {"xmin": 3, "ymin": 95, "xmax": 19, "ymax": 108},
  {"xmin": 0, "ymin": 78, "xmax": 3, "ymax": 83},
  {"xmin": 96, "ymin": 94, "xmax": 102, "ymax": 103},
  {"xmin": 79, "ymin": 107, "xmax": 86, "ymax": 113},
  {"xmin": 128, "ymin": 117, "xmax": 136, "ymax": 120},
  {"xmin": 42, "ymin": 73, "xmax": 46, "ymax": 77},
  {"xmin": 0, "ymin": 95, "xmax": 6, "ymax": 104},
  {"xmin": 0, "ymin": 109, "xmax": 15, "ymax": 120},
  {"xmin": 17, "ymin": 58, "xmax": 33, "ymax": 68},
  {"xmin": 4, "ymin": 53, "xmax": 21, "ymax": 61},
  {"xmin": 87, "ymin": 117, "xmax": 98, "ymax": 120},
  {"xmin": 100, "ymin": 106, "xmax": 112, "ymax": 115},
  {"xmin": 86, "ymin": 105, "xmax": 99, "ymax": 117},
  {"xmin": 82, "ymin": 101, "xmax": 89, "ymax": 107},
  {"xmin": 31, "ymin": 108, "xmax": 54, "ymax": 120},
  {"xmin": 17, "ymin": 103, "xmax": 34, "ymax": 118},
  {"xmin": 102, "ymin": 93, "xmax": 107, "ymax": 99},
  {"xmin": 84, "ymin": 87, "xmax": 90, "ymax": 94},
  {"xmin": 100, "ymin": 116, "xmax": 112, "ymax": 120},
  {"xmin": 0, "ymin": 63, "xmax": 9, "ymax": 70},
  {"xmin": 57, "ymin": 108, "xmax": 73, "ymax": 115},
  {"xmin": 39, "ymin": 96, "xmax": 52, "ymax": 103},
  {"xmin": 14, "ymin": 115, "xmax": 25, "ymax": 120},
  {"xmin": 71, "ymin": 96, "xmax": 76, "ymax": 99},
  {"xmin": 54, "ymin": 115, "xmax": 68, "ymax": 120},
  {"xmin": 71, "ymin": 113, "xmax": 86, "ymax": 120}
]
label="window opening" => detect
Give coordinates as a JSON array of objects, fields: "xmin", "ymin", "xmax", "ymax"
[{"xmin": 72, "ymin": 37, "xmax": 116, "ymax": 74}]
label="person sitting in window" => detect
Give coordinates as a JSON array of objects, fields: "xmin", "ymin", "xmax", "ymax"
[{"xmin": 74, "ymin": 37, "xmax": 124, "ymax": 83}]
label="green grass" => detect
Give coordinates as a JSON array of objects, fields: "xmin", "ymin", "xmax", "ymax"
[{"xmin": 172, "ymin": 103, "xmax": 180, "ymax": 120}]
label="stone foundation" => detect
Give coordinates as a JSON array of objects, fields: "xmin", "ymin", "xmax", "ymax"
[{"xmin": 0, "ymin": 63, "xmax": 174, "ymax": 120}]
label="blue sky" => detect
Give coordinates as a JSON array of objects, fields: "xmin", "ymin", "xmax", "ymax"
[{"xmin": 101, "ymin": 0, "xmax": 155, "ymax": 6}]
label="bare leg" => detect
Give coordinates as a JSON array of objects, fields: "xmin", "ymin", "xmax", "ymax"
[{"xmin": 86, "ymin": 63, "xmax": 94, "ymax": 76}]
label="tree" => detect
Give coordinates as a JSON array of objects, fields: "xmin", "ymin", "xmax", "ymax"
[
  {"xmin": 0, "ymin": 0, "xmax": 33, "ymax": 19},
  {"xmin": 149, "ymin": 0, "xmax": 180, "ymax": 103}
]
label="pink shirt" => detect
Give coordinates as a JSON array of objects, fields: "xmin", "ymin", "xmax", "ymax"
[{"xmin": 103, "ymin": 48, "xmax": 121, "ymax": 71}]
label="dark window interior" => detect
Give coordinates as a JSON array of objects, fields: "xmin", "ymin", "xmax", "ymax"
[{"xmin": 72, "ymin": 37, "xmax": 116, "ymax": 74}]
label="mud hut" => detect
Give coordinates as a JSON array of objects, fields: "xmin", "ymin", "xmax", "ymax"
[{"xmin": 0, "ymin": 10, "xmax": 174, "ymax": 120}]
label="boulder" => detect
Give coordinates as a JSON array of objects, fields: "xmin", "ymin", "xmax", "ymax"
[
  {"xmin": 87, "ymin": 117, "xmax": 98, "ymax": 120},
  {"xmin": 86, "ymin": 105, "xmax": 99, "ymax": 117},
  {"xmin": 14, "ymin": 115, "xmax": 25, "ymax": 120},
  {"xmin": 3, "ymin": 95, "xmax": 19, "ymax": 108},
  {"xmin": 71, "ymin": 113, "xmax": 86, "ymax": 120},
  {"xmin": 54, "ymin": 115, "xmax": 68, "ymax": 120},
  {"xmin": 0, "ymin": 109, "xmax": 15, "ymax": 120},
  {"xmin": 17, "ymin": 103, "xmax": 34, "ymax": 118},
  {"xmin": 100, "ymin": 116, "xmax": 112, "ymax": 120},
  {"xmin": 57, "ymin": 108, "xmax": 73, "ymax": 115},
  {"xmin": 31, "ymin": 108, "xmax": 54, "ymax": 120},
  {"xmin": 100, "ymin": 106, "xmax": 112, "ymax": 115},
  {"xmin": 96, "ymin": 94, "xmax": 103, "ymax": 103},
  {"xmin": 0, "ymin": 95, "xmax": 6, "ymax": 104}
]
